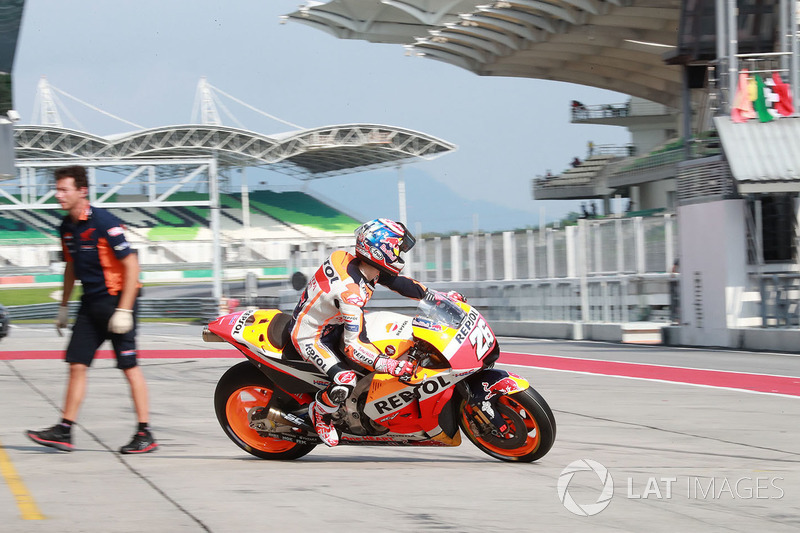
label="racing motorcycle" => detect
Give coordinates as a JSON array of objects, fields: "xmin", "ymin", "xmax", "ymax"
[{"xmin": 203, "ymin": 291, "xmax": 556, "ymax": 463}]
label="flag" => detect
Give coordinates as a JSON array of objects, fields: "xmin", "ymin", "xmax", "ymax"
[
  {"xmin": 763, "ymin": 76, "xmax": 782, "ymax": 119},
  {"xmin": 731, "ymin": 69, "xmax": 756, "ymax": 123},
  {"xmin": 771, "ymin": 72, "xmax": 795, "ymax": 117},
  {"xmin": 752, "ymin": 74, "xmax": 774, "ymax": 123}
]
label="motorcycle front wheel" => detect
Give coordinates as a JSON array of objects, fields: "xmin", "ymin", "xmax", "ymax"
[
  {"xmin": 459, "ymin": 387, "xmax": 556, "ymax": 463},
  {"xmin": 214, "ymin": 361, "xmax": 316, "ymax": 460}
]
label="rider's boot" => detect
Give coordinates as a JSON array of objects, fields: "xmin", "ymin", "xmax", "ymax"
[
  {"xmin": 309, "ymin": 370, "xmax": 357, "ymax": 447},
  {"xmin": 309, "ymin": 398, "xmax": 339, "ymax": 447}
]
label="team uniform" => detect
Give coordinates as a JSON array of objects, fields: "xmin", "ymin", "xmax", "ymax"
[
  {"xmin": 290, "ymin": 218, "xmax": 426, "ymax": 447},
  {"xmin": 60, "ymin": 205, "xmax": 140, "ymax": 369},
  {"xmin": 289, "ymin": 250, "xmax": 426, "ymax": 378}
]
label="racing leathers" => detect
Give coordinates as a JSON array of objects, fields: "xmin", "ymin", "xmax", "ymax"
[{"xmin": 289, "ymin": 250, "xmax": 426, "ymax": 446}]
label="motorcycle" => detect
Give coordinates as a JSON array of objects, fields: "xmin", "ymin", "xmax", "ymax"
[{"xmin": 203, "ymin": 291, "xmax": 556, "ymax": 463}]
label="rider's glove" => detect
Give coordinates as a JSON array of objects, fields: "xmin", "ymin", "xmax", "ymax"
[
  {"xmin": 56, "ymin": 306, "xmax": 70, "ymax": 333},
  {"xmin": 446, "ymin": 290, "xmax": 467, "ymax": 303},
  {"xmin": 374, "ymin": 356, "xmax": 415, "ymax": 378},
  {"xmin": 108, "ymin": 308, "xmax": 134, "ymax": 334}
]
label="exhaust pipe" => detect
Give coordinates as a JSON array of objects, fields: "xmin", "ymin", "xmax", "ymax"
[
  {"xmin": 202, "ymin": 328, "xmax": 226, "ymax": 342},
  {"xmin": 251, "ymin": 406, "xmax": 315, "ymax": 433}
]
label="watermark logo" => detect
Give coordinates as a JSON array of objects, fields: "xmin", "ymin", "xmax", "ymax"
[
  {"xmin": 558, "ymin": 460, "xmax": 786, "ymax": 517},
  {"xmin": 557, "ymin": 459, "xmax": 614, "ymax": 516}
]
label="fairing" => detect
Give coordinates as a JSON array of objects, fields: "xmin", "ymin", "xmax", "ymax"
[{"xmin": 206, "ymin": 290, "xmax": 527, "ymax": 448}]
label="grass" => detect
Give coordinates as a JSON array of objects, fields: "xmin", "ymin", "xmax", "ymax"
[
  {"xmin": 0, "ymin": 287, "xmax": 80, "ymax": 306},
  {"xmin": 1, "ymin": 286, "xmax": 208, "ymax": 325},
  {"xmin": 0, "ymin": 281, "xmax": 199, "ymax": 306},
  {"xmin": 11, "ymin": 317, "xmax": 200, "ymax": 324}
]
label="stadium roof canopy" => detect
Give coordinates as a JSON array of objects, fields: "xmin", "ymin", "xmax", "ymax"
[
  {"xmin": 284, "ymin": 0, "xmax": 683, "ymax": 109},
  {"xmin": 13, "ymin": 123, "xmax": 456, "ymax": 179}
]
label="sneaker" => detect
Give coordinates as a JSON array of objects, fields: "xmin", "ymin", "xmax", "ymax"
[
  {"xmin": 309, "ymin": 401, "xmax": 339, "ymax": 447},
  {"xmin": 27, "ymin": 424, "xmax": 73, "ymax": 452},
  {"xmin": 120, "ymin": 431, "xmax": 158, "ymax": 454}
]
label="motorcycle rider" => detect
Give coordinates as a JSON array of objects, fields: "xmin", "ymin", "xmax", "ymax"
[{"xmin": 289, "ymin": 218, "xmax": 452, "ymax": 447}]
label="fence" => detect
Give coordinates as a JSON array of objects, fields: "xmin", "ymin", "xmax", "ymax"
[
  {"xmin": 463, "ymin": 275, "xmax": 672, "ymax": 324},
  {"xmin": 6, "ymin": 215, "xmax": 679, "ymax": 327},
  {"xmin": 407, "ymin": 215, "xmax": 676, "ymax": 283},
  {"xmin": 281, "ymin": 214, "xmax": 679, "ymax": 325},
  {"xmin": 6, "ymin": 298, "xmax": 220, "ymax": 322},
  {"xmin": 758, "ymin": 273, "xmax": 800, "ymax": 327}
]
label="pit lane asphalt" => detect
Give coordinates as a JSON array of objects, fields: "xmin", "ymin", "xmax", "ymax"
[{"xmin": 1, "ymin": 323, "xmax": 799, "ymax": 532}]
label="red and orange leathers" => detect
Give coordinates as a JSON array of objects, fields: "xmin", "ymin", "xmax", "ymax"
[{"xmin": 289, "ymin": 250, "xmax": 426, "ymax": 378}]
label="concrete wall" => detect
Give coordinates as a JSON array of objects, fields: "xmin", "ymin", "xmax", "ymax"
[
  {"xmin": 663, "ymin": 325, "xmax": 800, "ymax": 353},
  {"xmin": 677, "ymin": 199, "xmax": 749, "ymax": 347},
  {"xmin": 639, "ymin": 178, "xmax": 677, "ymax": 211}
]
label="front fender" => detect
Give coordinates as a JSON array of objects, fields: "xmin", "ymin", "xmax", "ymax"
[{"xmin": 465, "ymin": 369, "xmax": 529, "ymax": 404}]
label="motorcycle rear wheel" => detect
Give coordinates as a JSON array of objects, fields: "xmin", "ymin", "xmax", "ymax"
[
  {"xmin": 214, "ymin": 361, "xmax": 316, "ymax": 460},
  {"xmin": 459, "ymin": 387, "xmax": 556, "ymax": 463}
]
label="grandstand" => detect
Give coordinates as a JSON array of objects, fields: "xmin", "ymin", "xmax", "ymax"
[
  {"xmin": 0, "ymin": 77, "xmax": 456, "ymax": 291},
  {"xmin": 533, "ymin": 154, "xmax": 620, "ymax": 200},
  {"xmin": 0, "ymin": 189, "xmax": 360, "ymax": 267}
]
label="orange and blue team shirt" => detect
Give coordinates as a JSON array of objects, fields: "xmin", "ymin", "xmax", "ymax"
[{"xmin": 60, "ymin": 205, "xmax": 138, "ymax": 299}]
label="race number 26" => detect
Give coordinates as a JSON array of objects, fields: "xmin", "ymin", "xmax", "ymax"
[{"xmin": 468, "ymin": 319, "xmax": 495, "ymax": 359}]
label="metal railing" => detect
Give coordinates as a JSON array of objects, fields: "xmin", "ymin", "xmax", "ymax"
[
  {"xmin": 6, "ymin": 298, "xmax": 220, "ymax": 322},
  {"xmin": 570, "ymin": 100, "xmax": 671, "ymax": 122},
  {"xmin": 759, "ymin": 273, "xmax": 800, "ymax": 327}
]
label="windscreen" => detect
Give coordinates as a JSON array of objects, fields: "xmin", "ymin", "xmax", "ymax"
[{"xmin": 416, "ymin": 291, "xmax": 466, "ymax": 329}]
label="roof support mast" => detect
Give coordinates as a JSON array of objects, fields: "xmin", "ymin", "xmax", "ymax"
[{"xmin": 35, "ymin": 77, "xmax": 62, "ymax": 127}]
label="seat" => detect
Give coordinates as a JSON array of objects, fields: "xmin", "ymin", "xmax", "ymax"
[
  {"xmin": 266, "ymin": 312, "xmax": 306, "ymax": 362},
  {"xmin": 267, "ymin": 312, "xmax": 292, "ymax": 349}
]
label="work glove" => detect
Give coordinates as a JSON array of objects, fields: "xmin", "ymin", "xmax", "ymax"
[
  {"xmin": 109, "ymin": 308, "xmax": 134, "ymax": 334},
  {"xmin": 374, "ymin": 356, "xmax": 415, "ymax": 378},
  {"xmin": 55, "ymin": 306, "xmax": 70, "ymax": 335}
]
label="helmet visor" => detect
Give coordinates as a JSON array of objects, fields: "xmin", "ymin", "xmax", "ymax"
[{"xmin": 398, "ymin": 222, "xmax": 415, "ymax": 252}]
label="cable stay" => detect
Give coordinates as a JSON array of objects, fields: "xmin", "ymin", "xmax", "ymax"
[
  {"xmin": 32, "ymin": 76, "xmax": 144, "ymax": 130},
  {"xmin": 203, "ymin": 79, "xmax": 304, "ymax": 130}
]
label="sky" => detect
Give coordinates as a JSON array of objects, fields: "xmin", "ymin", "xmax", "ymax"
[{"xmin": 12, "ymin": 0, "xmax": 631, "ymax": 233}]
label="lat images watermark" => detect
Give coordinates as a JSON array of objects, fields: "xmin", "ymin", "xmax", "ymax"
[
  {"xmin": 558, "ymin": 460, "xmax": 785, "ymax": 517},
  {"xmin": 557, "ymin": 459, "xmax": 614, "ymax": 517}
]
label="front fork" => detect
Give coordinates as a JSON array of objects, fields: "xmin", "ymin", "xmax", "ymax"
[{"xmin": 458, "ymin": 369, "xmax": 530, "ymax": 438}]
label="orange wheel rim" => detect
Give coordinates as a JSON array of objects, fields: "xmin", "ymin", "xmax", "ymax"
[
  {"xmin": 465, "ymin": 395, "xmax": 540, "ymax": 457},
  {"xmin": 226, "ymin": 386, "xmax": 297, "ymax": 453}
]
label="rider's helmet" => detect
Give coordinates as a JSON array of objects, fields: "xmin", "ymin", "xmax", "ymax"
[{"xmin": 354, "ymin": 218, "xmax": 416, "ymax": 275}]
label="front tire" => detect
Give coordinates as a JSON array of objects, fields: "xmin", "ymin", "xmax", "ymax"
[
  {"xmin": 214, "ymin": 361, "xmax": 316, "ymax": 460},
  {"xmin": 459, "ymin": 387, "xmax": 556, "ymax": 463}
]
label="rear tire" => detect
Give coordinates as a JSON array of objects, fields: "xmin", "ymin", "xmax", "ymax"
[
  {"xmin": 214, "ymin": 361, "xmax": 316, "ymax": 460},
  {"xmin": 459, "ymin": 387, "xmax": 556, "ymax": 463}
]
